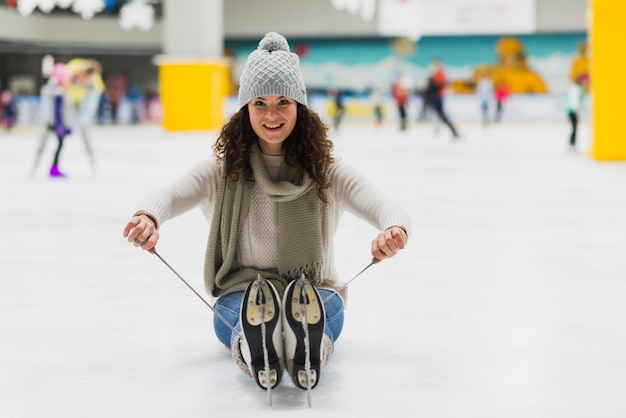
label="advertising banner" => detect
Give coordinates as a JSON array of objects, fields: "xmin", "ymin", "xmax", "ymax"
[{"xmin": 378, "ymin": 0, "xmax": 536, "ymax": 37}]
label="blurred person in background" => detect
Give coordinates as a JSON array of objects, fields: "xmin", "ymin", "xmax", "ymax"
[
  {"xmin": 40, "ymin": 63, "xmax": 73, "ymax": 177},
  {"xmin": 33, "ymin": 58, "xmax": 104, "ymax": 177},
  {"xmin": 370, "ymin": 87, "xmax": 384, "ymax": 127},
  {"xmin": 431, "ymin": 57, "xmax": 448, "ymax": 98},
  {"xmin": 328, "ymin": 88, "xmax": 345, "ymax": 130},
  {"xmin": 418, "ymin": 57, "xmax": 448, "ymax": 124},
  {"xmin": 142, "ymin": 84, "xmax": 159, "ymax": 123},
  {"xmin": 105, "ymin": 72, "xmax": 128, "ymax": 124},
  {"xmin": 566, "ymin": 73, "xmax": 589, "ymax": 152},
  {"xmin": 494, "ymin": 82, "xmax": 510, "ymax": 122},
  {"xmin": 476, "ymin": 70, "xmax": 494, "ymax": 126},
  {"xmin": 424, "ymin": 75, "xmax": 460, "ymax": 139},
  {"xmin": 66, "ymin": 59, "xmax": 105, "ymax": 128},
  {"xmin": 66, "ymin": 58, "xmax": 105, "ymax": 170},
  {"xmin": 0, "ymin": 89, "xmax": 17, "ymax": 132},
  {"xmin": 392, "ymin": 73, "xmax": 411, "ymax": 130}
]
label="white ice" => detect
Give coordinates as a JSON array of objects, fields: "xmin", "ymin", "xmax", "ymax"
[{"xmin": 1, "ymin": 119, "xmax": 626, "ymax": 417}]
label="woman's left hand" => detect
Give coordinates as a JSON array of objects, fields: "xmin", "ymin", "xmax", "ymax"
[{"xmin": 372, "ymin": 226, "xmax": 408, "ymax": 261}]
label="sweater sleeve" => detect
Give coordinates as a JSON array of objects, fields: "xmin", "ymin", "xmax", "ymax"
[
  {"xmin": 136, "ymin": 159, "xmax": 221, "ymax": 228},
  {"xmin": 330, "ymin": 159, "xmax": 413, "ymax": 238}
]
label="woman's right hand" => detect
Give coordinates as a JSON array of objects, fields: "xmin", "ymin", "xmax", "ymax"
[
  {"xmin": 371, "ymin": 226, "xmax": 408, "ymax": 261},
  {"xmin": 123, "ymin": 214, "xmax": 159, "ymax": 252}
]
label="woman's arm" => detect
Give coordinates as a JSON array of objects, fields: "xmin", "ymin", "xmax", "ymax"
[
  {"xmin": 123, "ymin": 159, "xmax": 220, "ymax": 251},
  {"xmin": 330, "ymin": 159, "xmax": 411, "ymax": 261}
]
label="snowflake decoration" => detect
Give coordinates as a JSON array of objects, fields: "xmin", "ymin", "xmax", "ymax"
[
  {"xmin": 16, "ymin": 0, "xmax": 38, "ymax": 16},
  {"xmin": 330, "ymin": 0, "xmax": 376, "ymax": 22},
  {"xmin": 71, "ymin": 0, "xmax": 104, "ymax": 20},
  {"xmin": 17, "ymin": 0, "xmax": 154, "ymax": 31},
  {"xmin": 119, "ymin": 0, "xmax": 154, "ymax": 31},
  {"xmin": 17, "ymin": 0, "xmax": 75, "ymax": 15},
  {"xmin": 37, "ymin": 0, "xmax": 56, "ymax": 13}
]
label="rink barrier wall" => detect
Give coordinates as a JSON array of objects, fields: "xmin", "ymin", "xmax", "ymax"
[{"xmin": 10, "ymin": 93, "xmax": 587, "ymax": 127}]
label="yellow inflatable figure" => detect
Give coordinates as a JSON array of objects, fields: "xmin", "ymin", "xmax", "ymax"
[
  {"xmin": 569, "ymin": 42, "xmax": 589, "ymax": 83},
  {"xmin": 452, "ymin": 37, "xmax": 549, "ymax": 94},
  {"xmin": 489, "ymin": 37, "xmax": 548, "ymax": 94}
]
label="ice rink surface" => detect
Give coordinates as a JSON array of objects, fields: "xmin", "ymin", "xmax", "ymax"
[{"xmin": 1, "ymin": 119, "xmax": 626, "ymax": 417}]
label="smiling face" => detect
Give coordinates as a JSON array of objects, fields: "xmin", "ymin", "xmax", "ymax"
[{"xmin": 247, "ymin": 95, "xmax": 298, "ymax": 155}]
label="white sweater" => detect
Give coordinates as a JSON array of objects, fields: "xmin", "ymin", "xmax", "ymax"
[{"xmin": 137, "ymin": 154, "xmax": 412, "ymax": 301}]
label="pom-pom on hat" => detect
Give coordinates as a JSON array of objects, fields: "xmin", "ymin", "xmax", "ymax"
[{"xmin": 238, "ymin": 32, "xmax": 307, "ymax": 108}]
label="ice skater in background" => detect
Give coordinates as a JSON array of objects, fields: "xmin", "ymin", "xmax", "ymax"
[
  {"xmin": 494, "ymin": 82, "xmax": 509, "ymax": 122},
  {"xmin": 66, "ymin": 58, "xmax": 105, "ymax": 168},
  {"xmin": 32, "ymin": 58, "xmax": 104, "ymax": 177},
  {"xmin": 566, "ymin": 73, "xmax": 589, "ymax": 152},
  {"xmin": 476, "ymin": 71, "xmax": 494, "ymax": 126},
  {"xmin": 328, "ymin": 88, "xmax": 345, "ymax": 130},
  {"xmin": 392, "ymin": 73, "xmax": 411, "ymax": 130},
  {"xmin": 370, "ymin": 87, "xmax": 384, "ymax": 127},
  {"xmin": 0, "ymin": 89, "xmax": 17, "ymax": 132},
  {"xmin": 123, "ymin": 32, "xmax": 410, "ymax": 396},
  {"xmin": 419, "ymin": 57, "xmax": 448, "ymax": 122},
  {"xmin": 36, "ymin": 63, "xmax": 74, "ymax": 177},
  {"xmin": 424, "ymin": 76, "xmax": 460, "ymax": 139}
]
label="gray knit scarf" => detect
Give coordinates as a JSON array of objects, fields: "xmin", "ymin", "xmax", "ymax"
[{"xmin": 204, "ymin": 143, "xmax": 324, "ymax": 297}]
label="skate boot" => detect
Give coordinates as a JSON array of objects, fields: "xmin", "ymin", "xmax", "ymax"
[
  {"xmin": 234, "ymin": 276, "xmax": 284, "ymax": 390},
  {"xmin": 282, "ymin": 276, "xmax": 330, "ymax": 390},
  {"xmin": 49, "ymin": 165, "xmax": 67, "ymax": 178}
]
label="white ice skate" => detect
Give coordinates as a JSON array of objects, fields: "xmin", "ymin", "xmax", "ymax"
[{"xmin": 236, "ymin": 276, "xmax": 284, "ymax": 392}]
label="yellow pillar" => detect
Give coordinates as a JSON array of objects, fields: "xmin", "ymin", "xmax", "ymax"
[
  {"xmin": 159, "ymin": 60, "xmax": 229, "ymax": 131},
  {"xmin": 159, "ymin": 0, "xmax": 227, "ymax": 131},
  {"xmin": 589, "ymin": 0, "xmax": 626, "ymax": 160}
]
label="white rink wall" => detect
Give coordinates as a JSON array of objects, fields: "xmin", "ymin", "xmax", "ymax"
[{"xmin": 13, "ymin": 92, "xmax": 589, "ymax": 127}]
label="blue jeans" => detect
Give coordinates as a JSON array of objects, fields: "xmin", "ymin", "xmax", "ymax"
[{"xmin": 213, "ymin": 288, "xmax": 345, "ymax": 348}]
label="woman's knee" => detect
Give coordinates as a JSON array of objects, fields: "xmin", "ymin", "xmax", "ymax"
[
  {"xmin": 213, "ymin": 291, "xmax": 244, "ymax": 347},
  {"xmin": 319, "ymin": 290, "xmax": 345, "ymax": 342}
]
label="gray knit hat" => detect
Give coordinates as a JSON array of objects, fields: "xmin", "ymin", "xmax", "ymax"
[{"xmin": 238, "ymin": 32, "xmax": 307, "ymax": 108}]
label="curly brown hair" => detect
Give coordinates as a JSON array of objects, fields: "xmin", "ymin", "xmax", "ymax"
[{"xmin": 213, "ymin": 103, "xmax": 334, "ymax": 203}]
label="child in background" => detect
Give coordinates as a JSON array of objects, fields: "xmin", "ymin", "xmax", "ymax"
[{"xmin": 0, "ymin": 89, "xmax": 17, "ymax": 132}]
